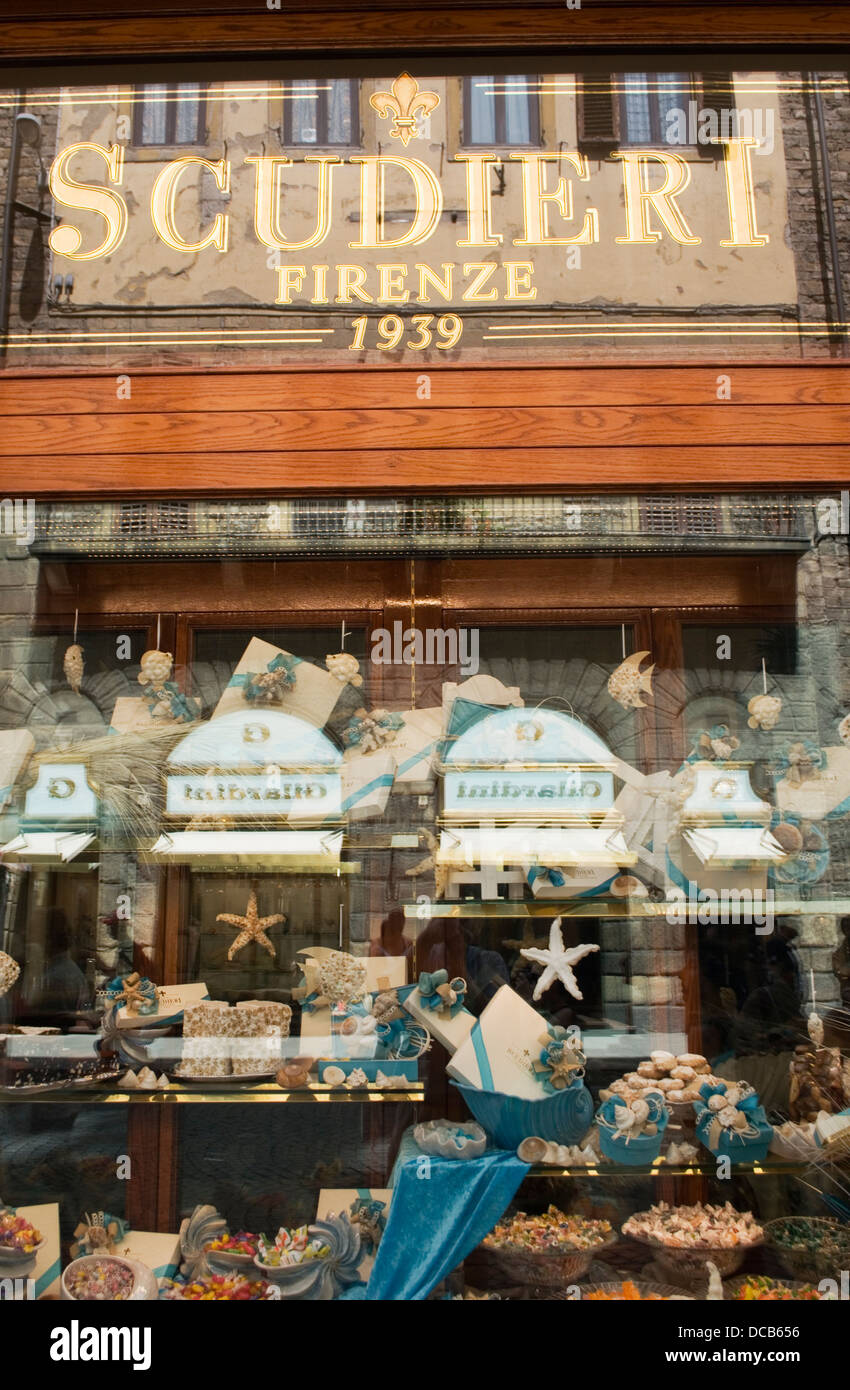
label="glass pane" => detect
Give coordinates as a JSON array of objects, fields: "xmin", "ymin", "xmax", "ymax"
[
  {"xmin": 174, "ymin": 83, "xmax": 201, "ymax": 143},
  {"xmin": 503, "ymin": 75, "xmax": 534, "ymax": 144},
  {"xmin": 467, "ymin": 76, "xmax": 496, "ymax": 144},
  {"xmin": 327, "ymin": 79, "xmax": 354, "ymax": 145},
  {"xmin": 654, "ymin": 70, "xmax": 693, "ymax": 144},
  {"xmin": 622, "ymin": 71, "xmax": 653, "ymax": 143},
  {"xmin": 139, "ymin": 83, "xmax": 168, "ymax": 145},
  {"xmin": 289, "ymin": 79, "xmax": 319, "ymax": 143}
]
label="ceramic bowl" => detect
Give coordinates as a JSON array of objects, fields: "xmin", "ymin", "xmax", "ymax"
[
  {"xmin": 454, "ymin": 1078, "xmax": 594, "ymax": 1149},
  {"xmin": 61, "ymin": 1254, "xmax": 159, "ymax": 1301}
]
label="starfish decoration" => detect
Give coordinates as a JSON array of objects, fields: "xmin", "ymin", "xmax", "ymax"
[
  {"xmin": 520, "ymin": 917, "xmax": 599, "ymax": 1002},
  {"xmin": 217, "ymin": 890, "xmax": 286, "ymax": 961}
]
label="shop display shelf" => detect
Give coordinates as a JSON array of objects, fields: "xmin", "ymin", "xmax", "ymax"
[{"xmin": 0, "ymin": 1083, "xmax": 425, "ymax": 1105}]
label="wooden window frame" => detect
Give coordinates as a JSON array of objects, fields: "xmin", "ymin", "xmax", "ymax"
[
  {"xmin": 281, "ymin": 77, "xmax": 360, "ymax": 148},
  {"xmin": 131, "ymin": 82, "xmax": 207, "ymax": 147},
  {"xmin": 461, "ymin": 74, "xmax": 540, "ymax": 148}
]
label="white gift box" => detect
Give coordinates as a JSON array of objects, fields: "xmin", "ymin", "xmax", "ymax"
[
  {"xmin": 446, "ymin": 984, "xmax": 549, "ymax": 1100},
  {"xmin": 0, "ymin": 728, "xmax": 34, "ymax": 809},
  {"xmin": 401, "ymin": 984, "xmax": 475, "ymax": 1054},
  {"xmin": 340, "ymin": 748, "xmax": 396, "ymax": 821},
  {"xmin": 109, "ymin": 696, "xmax": 161, "ymax": 735},
  {"xmin": 777, "ymin": 746, "xmax": 850, "ymax": 820},
  {"xmin": 388, "ymin": 706, "xmax": 442, "ymax": 793},
  {"xmin": 116, "ymin": 980, "xmax": 209, "ymax": 1030},
  {"xmin": 298, "ymin": 956, "xmax": 408, "ymax": 1049},
  {"xmin": 211, "ymin": 637, "xmax": 343, "ymax": 728}
]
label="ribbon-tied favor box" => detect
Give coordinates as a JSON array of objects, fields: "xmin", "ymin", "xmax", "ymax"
[
  {"xmin": 298, "ymin": 956, "xmax": 407, "ymax": 1050},
  {"xmin": 446, "ymin": 984, "xmax": 549, "ymax": 1100},
  {"xmin": 390, "ymin": 707, "xmax": 443, "ymax": 794},
  {"xmin": 340, "ymin": 749, "xmax": 396, "ymax": 821},
  {"xmin": 117, "ymin": 981, "xmax": 209, "ymax": 1029},
  {"xmin": 316, "ymin": 1189, "xmax": 391, "ymax": 1278},
  {"xmin": 400, "ymin": 982, "xmax": 475, "ymax": 1055},
  {"xmin": 212, "ymin": 636, "xmax": 343, "ymax": 728}
]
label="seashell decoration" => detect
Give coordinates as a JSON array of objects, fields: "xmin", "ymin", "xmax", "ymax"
[
  {"xmin": 325, "ymin": 652, "xmax": 363, "ymax": 687},
  {"xmin": 0, "ymin": 950, "xmax": 20, "ymax": 998},
  {"xmin": 63, "ymin": 643, "xmax": 85, "ymax": 693},
  {"xmin": 414, "ymin": 1119, "xmax": 487, "ymax": 1160},
  {"xmin": 344, "ymin": 1067, "xmax": 369, "ymax": 1089},
  {"xmin": 607, "ymin": 650, "xmax": 655, "ymax": 709},
  {"xmin": 517, "ymin": 1136, "xmax": 598, "ymax": 1167},
  {"xmin": 293, "ymin": 949, "xmax": 368, "ymax": 1009},
  {"xmin": 747, "ymin": 692, "xmax": 782, "ymax": 731},
  {"xmin": 277, "ymin": 1058, "xmax": 314, "ymax": 1089},
  {"xmin": 137, "ymin": 648, "xmax": 173, "ymax": 691}
]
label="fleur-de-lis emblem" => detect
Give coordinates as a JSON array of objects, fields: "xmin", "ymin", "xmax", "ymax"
[{"xmin": 370, "ymin": 72, "xmax": 440, "ymax": 145}]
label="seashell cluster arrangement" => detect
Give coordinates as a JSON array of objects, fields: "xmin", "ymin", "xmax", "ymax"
[
  {"xmin": 414, "ymin": 1119, "xmax": 487, "ymax": 1160},
  {"xmin": 0, "ymin": 951, "xmax": 20, "ymax": 999},
  {"xmin": 599, "ymin": 1050, "xmax": 724, "ymax": 1108},
  {"xmin": 517, "ymin": 1136, "xmax": 598, "ymax": 1166},
  {"xmin": 325, "ymin": 652, "xmax": 363, "ymax": 687},
  {"xmin": 747, "ymin": 692, "xmax": 782, "ymax": 730},
  {"xmin": 293, "ymin": 949, "xmax": 368, "ymax": 1009}
]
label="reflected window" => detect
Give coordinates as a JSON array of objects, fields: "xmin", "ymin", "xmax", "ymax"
[
  {"xmin": 283, "ymin": 79, "xmax": 359, "ymax": 146},
  {"xmin": 463, "ymin": 76, "xmax": 539, "ymax": 146},
  {"xmin": 620, "ymin": 72, "xmax": 694, "ymax": 145},
  {"xmin": 132, "ymin": 83, "xmax": 206, "ymax": 146}
]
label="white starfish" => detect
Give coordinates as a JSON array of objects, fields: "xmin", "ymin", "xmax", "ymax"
[{"xmin": 520, "ymin": 918, "xmax": 599, "ymax": 1002}]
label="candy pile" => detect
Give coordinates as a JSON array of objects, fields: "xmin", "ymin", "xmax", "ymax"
[
  {"xmin": 623, "ymin": 1202, "xmax": 763, "ymax": 1249},
  {"xmin": 67, "ymin": 1258, "xmax": 135, "ymax": 1300},
  {"xmin": 585, "ymin": 1280, "xmax": 668, "ymax": 1301},
  {"xmin": 731, "ymin": 1275, "xmax": 824, "ymax": 1301},
  {"xmin": 484, "ymin": 1206, "xmax": 613, "ymax": 1252},
  {"xmin": 207, "ymin": 1231, "xmax": 258, "ymax": 1256},
  {"xmin": 600, "ymin": 1051, "xmax": 724, "ymax": 1107},
  {"xmin": 768, "ymin": 1217, "xmax": 850, "ymax": 1266},
  {"xmin": 0, "ymin": 1212, "xmax": 42, "ymax": 1253},
  {"xmin": 164, "ymin": 1274, "xmax": 276, "ymax": 1300},
  {"xmin": 256, "ymin": 1226, "xmax": 331, "ymax": 1267}
]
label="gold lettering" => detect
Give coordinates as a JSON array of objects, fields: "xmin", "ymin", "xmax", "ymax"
[
  {"xmin": 275, "ymin": 265, "xmax": 306, "ymax": 304},
  {"xmin": 377, "ymin": 263, "xmax": 410, "ymax": 303},
  {"xmin": 246, "ymin": 154, "xmax": 339, "ymax": 252},
  {"xmin": 454, "ymin": 153, "xmax": 502, "ymax": 247},
  {"xmin": 504, "ymin": 261, "xmax": 537, "ymax": 300},
  {"xmin": 150, "ymin": 156, "xmax": 230, "ymax": 252},
  {"xmin": 718, "ymin": 137, "xmax": 769, "ymax": 248},
  {"xmin": 614, "ymin": 150, "xmax": 700, "ymax": 245},
  {"xmin": 511, "ymin": 152, "xmax": 597, "ymax": 246},
  {"xmin": 349, "ymin": 156, "xmax": 443, "ymax": 249},
  {"xmin": 48, "ymin": 142, "xmax": 127, "ymax": 259},
  {"xmin": 462, "ymin": 262, "xmax": 498, "ymax": 302},
  {"xmin": 415, "ymin": 262, "xmax": 454, "ymax": 302},
  {"xmin": 311, "ymin": 264, "xmax": 329, "ymax": 304},
  {"xmin": 336, "ymin": 265, "xmax": 373, "ymax": 303}
]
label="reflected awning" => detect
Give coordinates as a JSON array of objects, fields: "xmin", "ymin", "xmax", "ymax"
[
  {"xmin": 437, "ymin": 827, "xmax": 637, "ymax": 868},
  {"xmin": 682, "ymin": 827, "xmax": 786, "ymax": 865},
  {"xmin": 0, "ymin": 831, "xmax": 96, "ymax": 863},
  {"xmin": 149, "ymin": 829, "xmax": 343, "ymax": 869}
]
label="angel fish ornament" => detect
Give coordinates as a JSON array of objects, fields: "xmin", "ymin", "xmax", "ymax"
[{"xmin": 607, "ymin": 651, "xmax": 655, "ymax": 710}]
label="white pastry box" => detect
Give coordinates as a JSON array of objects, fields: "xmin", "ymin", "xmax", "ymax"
[
  {"xmin": 401, "ymin": 983, "xmax": 476, "ymax": 1054},
  {"xmin": 298, "ymin": 956, "xmax": 408, "ymax": 1050},
  {"xmin": 341, "ymin": 748, "xmax": 396, "ymax": 821},
  {"xmin": 389, "ymin": 707, "xmax": 442, "ymax": 794},
  {"xmin": 0, "ymin": 729, "xmax": 34, "ymax": 810},
  {"xmin": 212, "ymin": 637, "xmax": 343, "ymax": 728},
  {"xmin": 446, "ymin": 984, "xmax": 549, "ymax": 1100}
]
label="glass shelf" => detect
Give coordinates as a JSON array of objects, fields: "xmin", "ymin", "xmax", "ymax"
[
  {"xmin": 0, "ymin": 1083, "xmax": 425, "ymax": 1105},
  {"xmin": 526, "ymin": 1159, "xmax": 808, "ymax": 1178},
  {"xmin": 403, "ymin": 898, "xmax": 850, "ymax": 918}
]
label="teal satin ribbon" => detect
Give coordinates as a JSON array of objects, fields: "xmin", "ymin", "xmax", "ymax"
[
  {"xmin": 526, "ymin": 865, "xmax": 566, "ymax": 888},
  {"xmin": 469, "ymin": 1019, "xmax": 494, "ymax": 1090}
]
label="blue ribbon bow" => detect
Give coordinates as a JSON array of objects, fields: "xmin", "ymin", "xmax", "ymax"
[
  {"xmin": 527, "ymin": 865, "xmax": 566, "ymax": 888},
  {"xmin": 417, "ymin": 970, "xmax": 466, "ymax": 1018}
]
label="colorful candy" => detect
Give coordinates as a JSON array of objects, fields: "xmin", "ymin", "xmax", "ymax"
[
  {"xmin": 0, "ymin": 1213, "xmax": 42, "ymax": 1253},
  {"xmin": 208, "ymin": 1231, "xmax": 258, "ymax": 1255},
  {"xmin": 585, "ymin": 1280, "xmax": 667, "ymax": 1300},
  {"xmin": 68, "ymin": 1258, "xmax": 135, "ymax": 1300},
  {"xmin": 732, "ymin": 1275, "xmax": 824, "ymax": 1301},
  {"xmin": 484, "ymin": 1206, "xmax": 613, "ymax": 1252},
  {"xmin": 164, "ymin": 1274, "xmax": 275, "ymax": 1300},
  {"xmin": 256, "ymin": 1225, "xmax": 330, "ymax": 1267}
]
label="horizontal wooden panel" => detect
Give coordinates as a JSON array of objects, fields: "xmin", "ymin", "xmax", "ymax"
[
  {"xmin": 2, "ymin": 366, "xmax": 850, "ymax": 414},
  {"xmin": 7, "ymin": 446, "xmax": 850, "ymax": 494},
  {"xmin": 2, "ymin": 4, "xmax": 848, "ymax": 56},
  {"xmin": 2, "ymin": 405, "xmax": 846, "ymax": 455}
]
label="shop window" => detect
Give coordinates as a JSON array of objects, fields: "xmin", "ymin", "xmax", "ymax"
[
  {"xmin": 132, "ymin": 83, "xmax": 206, "ymax": 146},
  {"xmin": 282, "ymin": 79, "xmax": 359, "ymax": 147},
  {"xmin": 462, "ymin": 76, "xmax": 540, "ymax": 146}
]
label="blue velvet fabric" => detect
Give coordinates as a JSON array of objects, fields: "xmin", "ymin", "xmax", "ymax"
[{"xmin": 364, "ymin": 1132, "xmax": 529, "ymax": 1300}]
